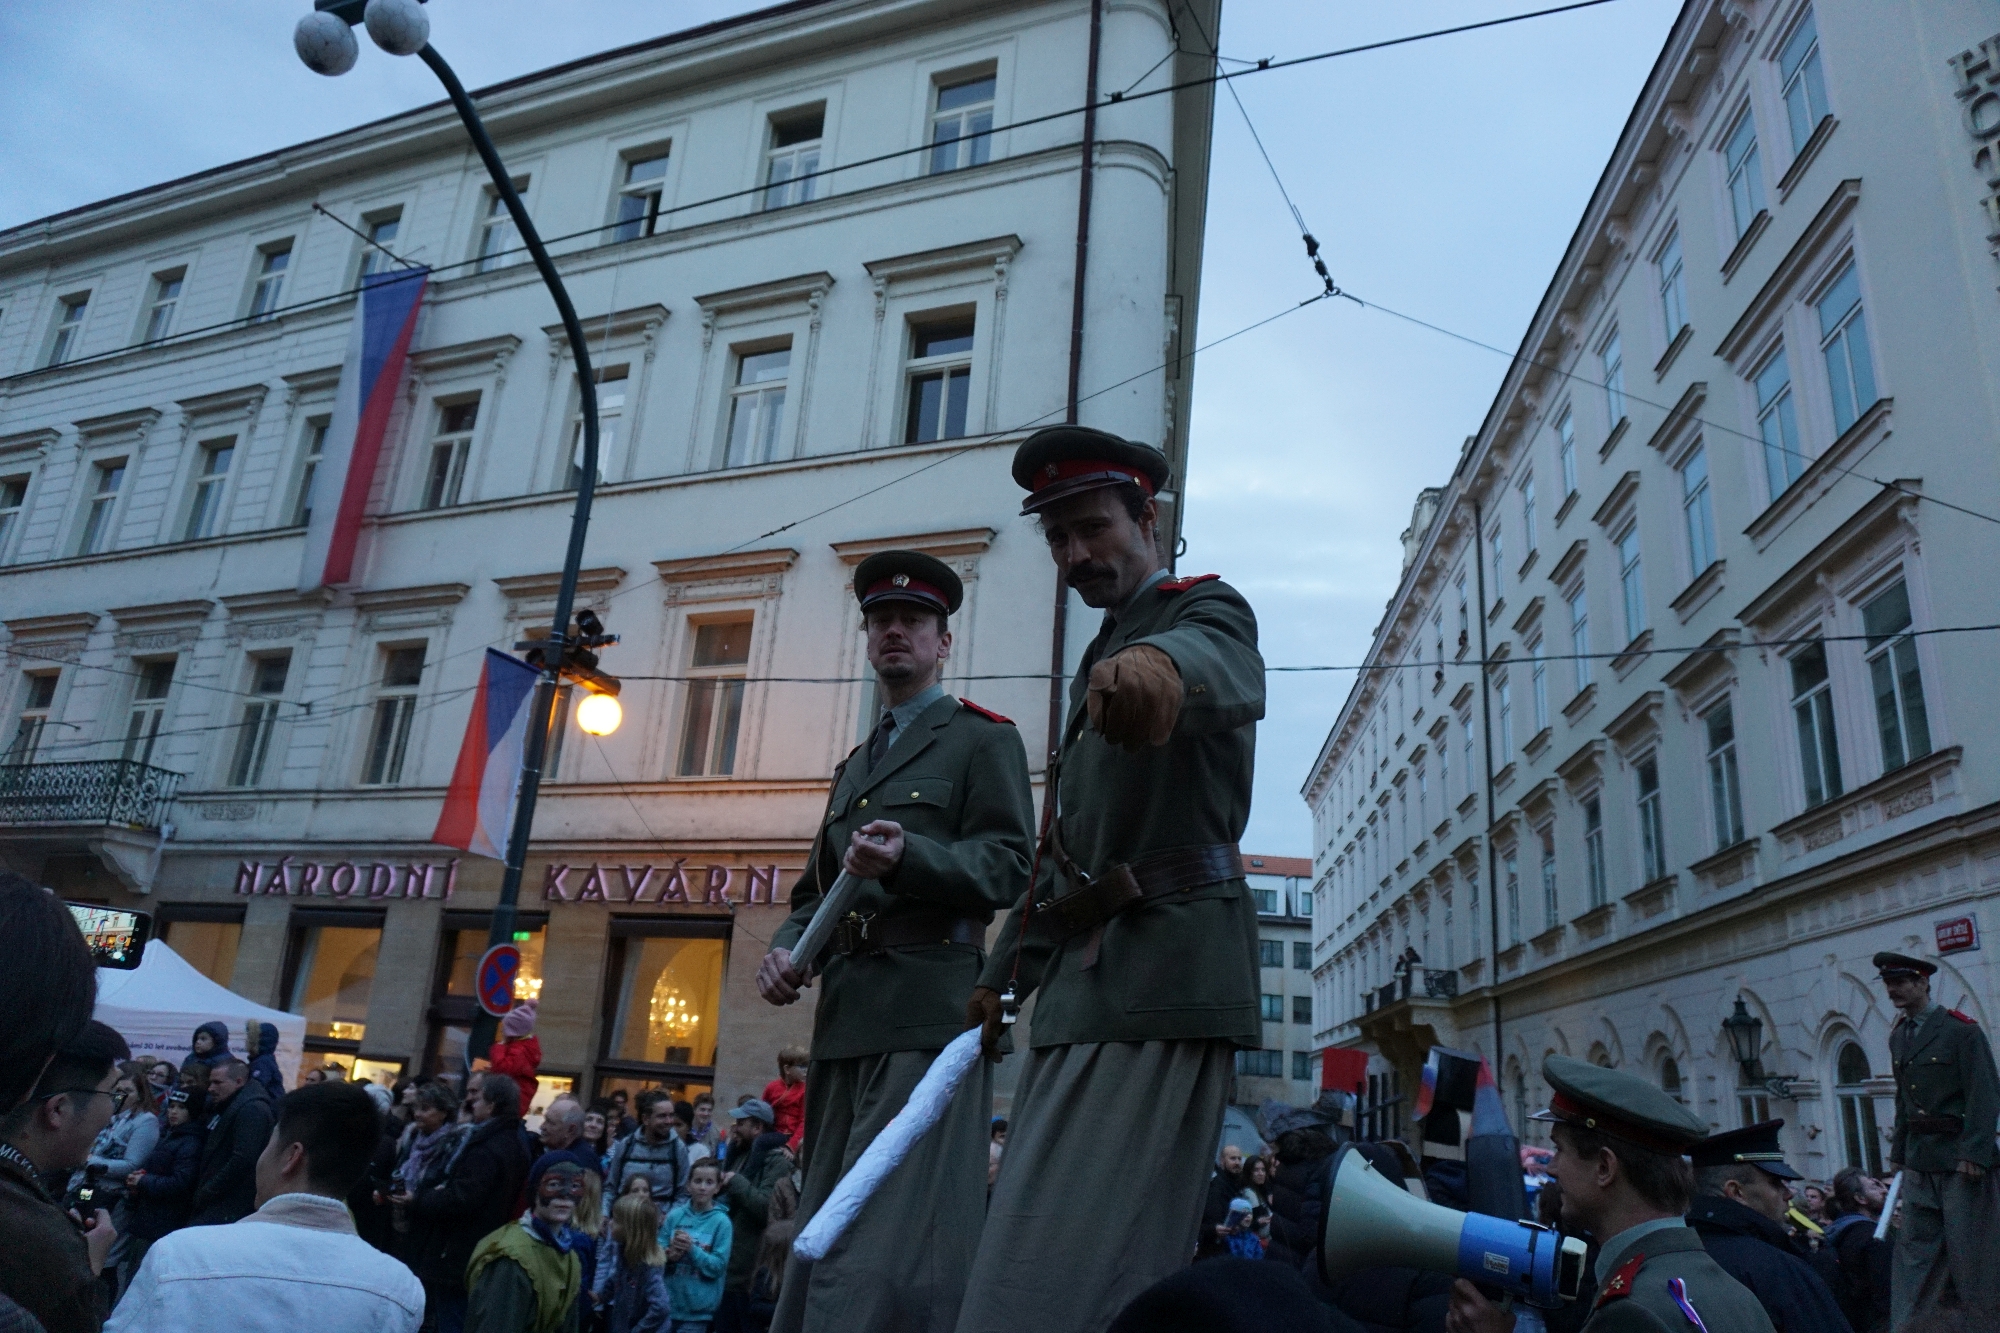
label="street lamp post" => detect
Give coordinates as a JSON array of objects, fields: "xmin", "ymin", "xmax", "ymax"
[
  {"xmin": 1722, "ymin": 996, "xmax": 1795, "ymax": 1101},
  {"xmin": 298, "ymin": 0, "xmax": 602, "ymax": 1067}
]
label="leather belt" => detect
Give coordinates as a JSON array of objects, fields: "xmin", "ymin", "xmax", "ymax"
[
  {"xmin": 832, "ymin": 909, "xmax": 985, "ymax": 957},
  {"xmin": 1034, "ymin": 842, "xmax": 1242, "ymax": 962},
  {"xmin": 1908, "ymin": 1115, "xmax": 1964, "ymax": 1136}
]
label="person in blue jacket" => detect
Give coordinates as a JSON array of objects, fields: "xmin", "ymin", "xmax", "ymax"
[
  {"xmin": 178, "ymin": 1021, "xmax": 232, "ymax": 1084},
  {"xmin": 121, "ymin": 1088, "xmax": 206, "ymax": 1293},
  {"xmin": 245, "ymin": 1021, "xmax": 285, "ymax": 1104}
]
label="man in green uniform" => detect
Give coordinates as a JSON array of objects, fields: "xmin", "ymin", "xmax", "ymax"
[
  {"xmin": 955, "ymin": 426, "xmax": 1266, "ymax": 1333},
  {"xmin": 759, "ymin": 549, "xmax": 1034, "ymax": 1333},
  {"xmin": 1446, "ymin": 1056, "xmax": 1774, "ymax": 1333},
  {"xmin": 1877, "ymin": 950, "xmax": 2000, "ymax": 1326}
]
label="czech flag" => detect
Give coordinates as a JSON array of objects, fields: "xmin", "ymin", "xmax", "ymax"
[
  {"xmin": 298, "ymin": 265, "xmax": 428, "ymax": 592},
  {"xmin": 433, "ymin": 650, "xmax": 542, "ymax": 861}
]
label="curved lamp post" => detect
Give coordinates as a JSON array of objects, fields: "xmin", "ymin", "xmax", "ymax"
[
  {"xmin": 1722, "ymin": 996, "xmax": 1796, "ymax": 1101},
  {"xmin": 298, "ymin": 0, "xmax": 601, "ymax": 1068}
]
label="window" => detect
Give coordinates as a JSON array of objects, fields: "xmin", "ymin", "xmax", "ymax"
[
  {"xmin": 763, "ymin": 109, "xmax": 824, "ymax": 210},
  {"xmin": 1504, "ymin": 851, "xmax": 1520, "ymax": 944},
  {"xmin": 292, "ymin": 420, "xmax": 328, "ymax": 527},
  {"xmin": 904, "ymin": 317, "xmax": 974, "ymax": 443},
  {"xmin": 1557, "ymin": 412, "xmax": 1578, "ymax": 495},
  {"xmin": 1291, "ymin": 1051, "xmax": 1312, "ymax": 1081},
  {"xmin": 568, "ymin": 365, "xmax": 626, "ymax": 489},
  {"xmin": 725, "ymin": 347, "xmax": 789, "ymax": 468},
  {"xmin": 1521, "ymin": 474, "xmax": 1538, "ymax": 554},
  {"xmin": 1790, "ymin": 640, "xmax": 1843, "ymax": 807},
  {"xmin": 1293, "ymin": 941, "xmax": 1311, "ymax": 970},
  {"xmin": 423, "ymin": 401, "xmax": 476, "ymax": 510},
  {"xmin": 363, "ymin": 646, "xmax": 425, "ymax": 785},
  {"xmin": 1438, "ymin": 719, "xmax": 1450, "ymax": 799},
  {"xmin": 1755, "ymin": 348, "xmax": 1805, "ymax": 497},
  {"xmin": 1661, "ymin": 1057, "xmax": 1684, "ymax": 1104},
  {"xmin": 1637, "ymin": 756, "xmax": 1666, "ymax": 883},
  {"xmin": 357, "ymin": 213, "xmax": 402, "ymax": 279},
  {"xmin": 1292, "ymin": 995, "xmax": 1313, "ymax": 1025},
  {"xmin": 1539, "ymin": 825, "xmax": 1558, "ymax": 929},
  {"xmin": 1680, "ymin": 445, "xmax": 1717, "ymax": 575},
  {"xmin": 229, "ymin": 654, "xmax": 290, "ymax": 787},
  {"xmin": 5, "ymin": 674, "xmax": 59, "ymax": 764},
  {"xmin": 1584, "ymin": 795, "xmax": 1607, "ymax": 908},
  {"xmin": 1723, "ymin": 109, "xmax": 1766, "ymax": 238},
  {"xmin": 0, "ymin": 475, "xmax": 27, "ymax": 561},
  {"xmin": 1462, "ymin": 717, "xmax": 1475, "ymax": 802},
  {"xmin": 1816, "ymin": 263, "xmax": 1877, "ymax": 435},
  {"xmin": 677, "ymin": 620, "xmax": 751, "ymax": 777},
  {"xmin": 76, "ymin": 458, "xmax": 125, "ymax": 555},
  {"xmin": 1617, "ymin": 525, "xmax": 1645, "ymax": 642},
  {"xmin": 1489, "ymin": 525, "xmax": 1504, "ymax": 598},
  {"xmin": 1568, "ymin": 586, "xmax": 1591, "ymax": 690},
  {"xmin": 183, "ymin": 437, "xmax": 234, "ymax": 539},
  {"xmin": 600, "ymin": 926, "xmax": 726, "ymax": 1083},
  {"xmin": 1779, "ymin": 9, "xmax": 1830, "ymax": 153},
  {"xmin": 1657, "ymin": 229, "xmax": 1687, "ymax": 338},
  {"xmin": 930, "ymin": 73, "xmax": 995, "ymax": 173},
  {"xmin": 1739, "ymin": 1091, "xmax": 1772, "ymax": 1128},
  {"xmin": 614, "ymin": 151, "xmax": 670, "ymax": 242},
  {"xmin": 1601, "ymin": 330, "xmax": 1626, "ymax": 424},
  {"xmin": 1236, "ymin": 1049, "xmax": 1283, "ymax": 1078},
  {"xmin": 1529, "ymin": 640, "xmax": 1549, "ymax": 732},
  {"xmin": 475, "ymin": 179, "xmax": 527, "ymax": 273},
  {"xmin": 1863, "ymin": 580, "xmax": 1931, "ymax": 772},
  {"xmin": 1497, "ymin": 675, "xmax": 1513, "ymax": 754},
  {"xmin": 1835, "ymin": 1042, "xmax": 1883, "ymax": 1172},
  {"xmin": 49, "ymin": 294, "xmax": 88, "ymax": 366},
  {"xmin": 427, "ymin": 916, "xmax": 548, "ymax": 1070},
  {"xmin": 159, "ymin": 912, "xmax": 242, "ymax": 990},
  {"xmin": 1258, "ymin": 938, "xmax": 1283, "ymax": 968},
  {"xmin": 248, "ymin": 242, "xmax": 291, "ymax": 322},
  {"xmin": 142, "ymin": 271, "xmax": 182, "ymax": 343},
  {"xmin": 1260, "ymin": 994, "xmax": 1284, "ymax": 1022},
  {"xmin": 1252, "ymin": 885, "xmax": 1279, "ymax": 914},
  {"xmin": 1705, "ymin": 701, "xmax": 1745, "ymax": 849},
  {"xmin": 286, "ymin": 915, "xmax": 382, "ymax": 1043},
  {"xmin": 122, "ymin": 660, "xmax": 175, "ymax": 767}
]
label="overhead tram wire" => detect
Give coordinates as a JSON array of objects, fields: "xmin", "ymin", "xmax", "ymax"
[{"xmin": 0, "ymin": 0, "xmax": 1629, "ymax": 389}]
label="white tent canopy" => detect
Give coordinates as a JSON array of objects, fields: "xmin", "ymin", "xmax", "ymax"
[{"xmin": 95, "ymin": 941, "xmax": 305, "ymax": 1088}]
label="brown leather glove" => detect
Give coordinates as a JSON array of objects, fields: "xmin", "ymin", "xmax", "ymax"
[
  {"xmin": 1087, "ymin": 644, "xmax": 1182, "ymax": 750},
  {"xmin": 966, "ymin": 986, "xmax": 1006, "ymax": 1063}
]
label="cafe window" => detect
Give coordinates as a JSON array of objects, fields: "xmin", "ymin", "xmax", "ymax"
[
  {"xmin": 597, "ymin": 919, "xmax": 728, "ymax": 1100},
  {"xmin": 425, "ymin": 911, "xmax": 547, "ymax": 1075},
  {"xmin": 158, "ymin": 904, "xmax": 246, "ymax": 991},
  {"xmin": 282, "ymin": 909, "xmax": 384, "ymax": 1057}
]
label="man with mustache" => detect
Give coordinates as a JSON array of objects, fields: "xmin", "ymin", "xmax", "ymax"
[
  {"xmin": 759, "ymin": 549, "xmax": 1034, "ymax": 1333},
  {"xmin": 955, "ymin": 426, "xmax": 1266, "ymax": 1333}
]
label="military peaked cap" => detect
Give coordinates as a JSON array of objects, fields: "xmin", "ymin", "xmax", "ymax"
[
  {"xmin": 853, "ymin": 549, "xmax": 962, "ymax": 616},
  {"xmin": 1532, "ymin": 1054, "xmax": 1709, "ymax": 1155},
  {"xmin": 1873, "ymin": 950, "xmax": 1937, "ymax": 980},
  {"xmin": 1690, "ymin": 1119, "xmax": 1802, "ymax": 1180},
  {"xmin": 1012, "ymin": 426, "xmax": 1170, "ymax": 515}
]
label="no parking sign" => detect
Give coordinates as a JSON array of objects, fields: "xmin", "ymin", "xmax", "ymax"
[{"xmin": 476, "ymin": 943, "xmax": 521, "ymax": 1017}]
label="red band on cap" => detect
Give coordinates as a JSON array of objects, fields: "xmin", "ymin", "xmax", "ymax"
[
  {"xmin": 863, "ymin": 576, "xmax": 948, "ymax": 609},
  {"xmin": 1030, "ymin": 459, "xmax": 1156, "ymax": 496},
  {"xmin": 1548, "ymin": 1091, "xmax": 1690, "ymax": 1156}
]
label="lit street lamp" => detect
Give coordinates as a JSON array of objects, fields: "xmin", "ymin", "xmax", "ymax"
[{"xmin": 296, "ymin": 0, "xmax": 604, "ymax": 1067}]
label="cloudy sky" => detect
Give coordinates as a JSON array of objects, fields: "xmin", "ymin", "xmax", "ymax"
[{"xmin": 0, "ymin": 0, "xmax": 1680, "ymax": 857}]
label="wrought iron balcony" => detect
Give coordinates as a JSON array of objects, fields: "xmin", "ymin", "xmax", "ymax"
[{"xmin": 0, "ymin": 760, "xmax": 184, "ymax": 829}]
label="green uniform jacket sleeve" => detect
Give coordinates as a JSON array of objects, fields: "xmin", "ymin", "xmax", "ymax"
[
  {"xmin": 1127, "ymin": 582, "xmax": 1265, "ymax": 736},
  {"xmin": 771, "ymin": 754, "xmax": 853, "ymax": 955},
  {"xmin": 1955, "ymin": 1016, "xmax": 2000, "ymax": 1166},
  {"xmin": 883, "ymin": 722, "xmax": 1036, "ymax": 915}
]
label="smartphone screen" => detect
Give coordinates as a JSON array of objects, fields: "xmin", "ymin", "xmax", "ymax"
[{"xmin": 67, "ymin": 903, "xmax": 152, "ymax": 970}]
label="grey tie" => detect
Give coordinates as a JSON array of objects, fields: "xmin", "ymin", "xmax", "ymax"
[{"xmin": 867, "ymin": 710, "xmax": 896, "ymax": 771}]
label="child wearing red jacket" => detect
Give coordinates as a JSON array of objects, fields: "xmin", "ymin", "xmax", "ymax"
[
  {"xmin": 761, "ymin": 1045, "xmax": 808, "ymax": 1152},
  {"xmin": 489, "ymin": 999, "xmax": 542, "ymax": 1112}
]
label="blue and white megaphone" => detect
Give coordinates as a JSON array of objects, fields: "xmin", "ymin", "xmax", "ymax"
[{"xmin": 1318, "ymin": 1144, "xmax": 1587, "ymax": 1308}]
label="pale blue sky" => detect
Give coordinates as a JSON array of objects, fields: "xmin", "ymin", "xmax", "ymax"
[{"xmin": 0, "ymin": 0, "xmax": 1681, "ymax": 858}]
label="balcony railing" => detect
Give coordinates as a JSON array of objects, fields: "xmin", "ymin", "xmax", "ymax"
[
  {"xmin": 1360, "ymin": 966, "xmax": 1459, "ymax": 1013},
  {"xmin": 0, "ymin": 760, "xmax": 184, "ymax": 829}
]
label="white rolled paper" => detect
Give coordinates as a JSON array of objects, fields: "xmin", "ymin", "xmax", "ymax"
[{"xmin": 792, "ymin": 1026, "xmax": 985, "ymax": 1261}]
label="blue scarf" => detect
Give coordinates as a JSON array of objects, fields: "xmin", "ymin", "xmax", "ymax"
[{"xmin": 526, "ymin": 1212, "xmax": 580, "ymax": 1254}]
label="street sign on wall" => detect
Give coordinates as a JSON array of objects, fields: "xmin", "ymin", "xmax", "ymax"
[
  {"xmin": 1936, "ymin": 916, "xmax": 1980, "ymax": 955},
  {"xmin": 476, "ymin": 943, "xmax": 521, "ymax": 1016}
]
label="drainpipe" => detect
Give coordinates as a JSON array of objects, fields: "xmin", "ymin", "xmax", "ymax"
[
  {"xmin": 1473, "ymin": 496, "xmax": 1503, "ymax": 1067},
  {"xmin": 1047, "ymin": 0, "xmax": 1104, "ymax": 763}
]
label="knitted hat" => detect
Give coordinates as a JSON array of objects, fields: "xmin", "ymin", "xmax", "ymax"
[{"xmin": 500, "ymin": 1000, "xmax": 538, "ymax": 1039}]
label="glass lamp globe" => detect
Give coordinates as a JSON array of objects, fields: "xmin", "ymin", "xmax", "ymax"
[{"xmin": 576, "ymin": 691, "xmax": 622, "ymax": 736}]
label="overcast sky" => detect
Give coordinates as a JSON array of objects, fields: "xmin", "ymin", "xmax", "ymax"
[{"xmin": 0, "ymin": 0, "xmax": 1680, "ymax": 858}]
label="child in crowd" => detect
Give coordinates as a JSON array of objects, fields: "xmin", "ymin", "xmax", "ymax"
[
  {"xmin": 488, "ymin": 999, "xmax": 543, "ymax": 1113},
  {"xmin": 594, "ymin": 1189, "xmax": 672, "ymax": 1333},
  {"xmin": 659, "ymin": 1160, "xmax": 732, "ymax": 1332},
  {"xmin": 761, "ymin": 1048, "xmax": 808, "ymax": 1153}
]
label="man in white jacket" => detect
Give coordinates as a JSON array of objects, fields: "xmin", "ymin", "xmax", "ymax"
[{"xmin": 109, "ymin": 1080, "xmax": 424, "ymax": 1332}]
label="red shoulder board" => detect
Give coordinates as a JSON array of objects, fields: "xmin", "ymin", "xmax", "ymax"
[
  {"xmin": 957, "ymin": 699, "xmax": 1014, "ymax": 724},
  {"xmin": 1951, "ymin": 1009, "xmax": 1976, "ymax": 1024},
  {"xmin": 1159, "ymin": 573, "xmax": 1220, "ymax": 593},
  {"xmin": 1595, "ymin": 1253, "xmax": 1646, "ymax": 1308}
]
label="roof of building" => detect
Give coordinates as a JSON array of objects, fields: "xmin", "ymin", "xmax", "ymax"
[{"xmin": 1241, "ymin": 854, "xmax": 1312, "ymax": 878}]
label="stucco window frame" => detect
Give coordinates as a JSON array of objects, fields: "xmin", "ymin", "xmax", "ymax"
[
  {"xmin": 862, "ymin": 235, "xmax": 1021, "ymax": 451},
  {"xmin": 903, "ymin": 43, "xmax": 1014, "ymax": 182},
  {"xmin": 400, "ymin": 333, "xmax": 523, "ymax": 507},
  {"xmin": 598, "ymin": 123, "xmax": 689, "ymax": 247},
  {"xmin": 0, "ymin": 429, "xmax": 57, "ymax": 566}
]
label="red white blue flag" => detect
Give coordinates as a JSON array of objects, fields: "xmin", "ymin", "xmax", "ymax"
[
  {"xmin": 433, "ymin": 650, "xmax": 541, "ymax": 860},
  {"xmin": 297, "ymin": 266, "xmax": 428, "ymax": 591}
]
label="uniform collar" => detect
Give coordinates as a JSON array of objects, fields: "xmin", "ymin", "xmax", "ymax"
[
  {"xmin": 1593, "ymin": 1215, "xmax": 1688, "ymax": 1283},
  {"xmin": 1112, "ymin": 568, "xmax": 1172, "ymax": 621},
  {"xmin": 880, "ymin": 681, "xmax": 948, "ymax": 736}
]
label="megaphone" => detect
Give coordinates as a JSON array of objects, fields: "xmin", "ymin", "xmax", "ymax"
[{"xmin": 1319, "ymin": 1144, "xmax": 1587, "ymax": 1308}]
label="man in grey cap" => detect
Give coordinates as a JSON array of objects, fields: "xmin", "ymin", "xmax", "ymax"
[
  {"xmin": 717, "ymin": 1099, "xmax": 791, "ymax": 1330},
  {"xmin": 1877, "ymin": 950, "xmax": 2000, "ymax": 1325},
  {"xmin": 1446, "ymin": 1055, "xmax": 1772, "ymax": 1332}
]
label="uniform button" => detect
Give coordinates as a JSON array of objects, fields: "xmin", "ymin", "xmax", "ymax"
[
  {"xmin": 911, "ymin": 790, "xmax": 921, "ymax": 798},
  {"xmin": 858, "ymin": 798, "xmax": 869, "ymax": 808}
]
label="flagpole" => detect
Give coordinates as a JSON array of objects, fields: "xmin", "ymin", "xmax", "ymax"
[{"xmin": 412, "ymin": 44, "xmax": 600, "ymax": 1071}]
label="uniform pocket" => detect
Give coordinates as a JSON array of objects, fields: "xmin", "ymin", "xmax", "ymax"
[{"xmin": 880, "ymin": 776, "xmax": 953, "ymax": 809}]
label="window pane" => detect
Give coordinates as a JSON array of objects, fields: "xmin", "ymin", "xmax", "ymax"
[
  {"xmin": 163, "ymin": 920, "xmax": 240, "ymax": 990},
  {"xmin": 678, "ymin": 680, "xmax": 717, "ymax": 776},
  {"xmin": 916, "ymin": 320, "xmax": 975, "ymax": 358},
  {"xmin": 289, "ymin": 924, "xmax": 380, "ymax": 1041},
  {"xmin": 738, "ymin": 348, "xmax": 790, "ymax": 384},
  {"xmin": 1259, "ymin": 939, "xmax": 1282, "ymax": 967},
  {"xmin": 691, "ymin": 622, "xmax": 751, "ymax": 668},
  {"xmin": 442, "ymin": 926, "xmax": 545, "ymax": 1000},
  {"xmin": 384, "ymin": 646, "xmax": 425, "ymax": 687},
  {"xmin": 625, "ymin": 153, "xmax": 669, "ymax": 184},
  {"xmin": 937, "ymin": 75, "xmax": 996, "ymax": 112},
  {"xmin": 606, "ymin": 935, "xmax": 726, "ymax": 1066}
]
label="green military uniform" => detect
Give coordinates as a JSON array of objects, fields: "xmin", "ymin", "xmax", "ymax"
[
  {"xmin": 770, "ymin": 550, "xmax": 1034, "ymax": 1333},
  {"xmin": 1878, "ymin": 951, "xmax": 2000, "ymax": 1325},
  {"xmin": 955, "ymin": 428, "xmax": 1265, "ymax": 1333},
  {"xmin": 1531, "ymin": 1056, "xmax": 1775, "ymax": 1333}
]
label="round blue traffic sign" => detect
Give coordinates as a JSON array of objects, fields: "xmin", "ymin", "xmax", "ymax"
[{"xmin": 476, "ymin": 943, "xmax": 521, "ymax": 1017}]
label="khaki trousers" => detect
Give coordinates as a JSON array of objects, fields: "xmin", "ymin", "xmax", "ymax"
[{"xmin": 1891, "ymin": 1165, "xmax": 2000, "ymax": 1328}]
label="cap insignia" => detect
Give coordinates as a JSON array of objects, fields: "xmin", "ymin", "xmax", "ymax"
[{"xmin": 892, "ymin": 574, "xmax": 910, "ymax": 587}]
